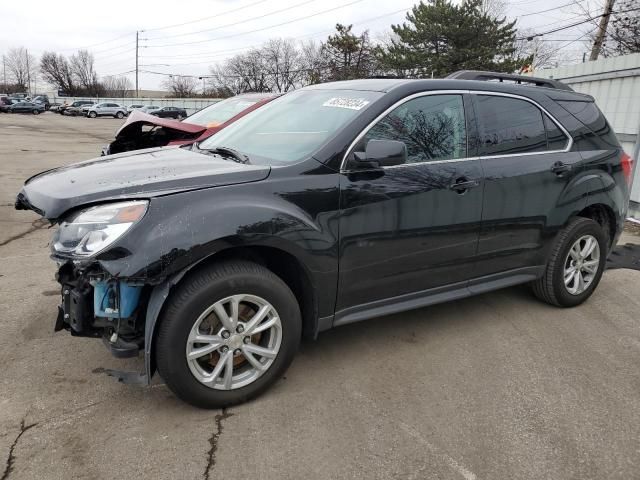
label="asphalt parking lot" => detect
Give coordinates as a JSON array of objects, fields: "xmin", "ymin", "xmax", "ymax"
[{"xmin": 1, "ymin": 112, "xmax": 640, "ymax": 480}]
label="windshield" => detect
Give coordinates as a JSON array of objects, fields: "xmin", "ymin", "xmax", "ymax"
[
  {"xmin": 185, "ymin": 97, "xmax": 263, "ymax": 128},
  {"xmin": 199, "ymin": 89, "xmax": 381, "ymax": 164}
]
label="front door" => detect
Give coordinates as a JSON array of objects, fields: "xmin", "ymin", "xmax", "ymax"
[{"xmin": 336, "ymin": 92, "xmax": 483, "ymax": 314}]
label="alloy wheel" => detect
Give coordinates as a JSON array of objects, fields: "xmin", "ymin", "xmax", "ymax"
[
  {"xmin": 185, "ymin": 294, "xmax": 282, "ymax": 390},
  {"xmin": 564, "ymin": 234, "xmax": 600, "ymax": 295}
]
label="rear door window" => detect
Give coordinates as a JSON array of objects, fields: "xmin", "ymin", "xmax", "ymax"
[{"xmin": 475, "ymin": 95, "xmax": 547, "ymax": 156}]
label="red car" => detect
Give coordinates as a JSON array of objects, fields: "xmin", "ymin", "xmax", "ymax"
[{"xmin": 103, "ymin": 93, "xmax": 279, "ymax": 155}]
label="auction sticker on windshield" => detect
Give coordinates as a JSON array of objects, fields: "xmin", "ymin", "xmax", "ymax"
[{"xmin": 322, "ymin": 97, "xmax": 370, "ymax": 110}]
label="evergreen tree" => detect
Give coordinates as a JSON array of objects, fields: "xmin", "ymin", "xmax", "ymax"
[
  {"xmin": 378, "ymin": 0, "xmax": 522, "ymax": 78},
  {"xmin": 322, "ymin": 24, "xmax": 376, "ymax": 81}
]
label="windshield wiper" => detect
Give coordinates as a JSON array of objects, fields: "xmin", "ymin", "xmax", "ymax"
[{"xmin": 197, "ymin": 144, "xmax": 251, "ymax": 164}]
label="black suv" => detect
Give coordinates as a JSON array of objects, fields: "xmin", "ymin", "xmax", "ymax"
[
  {"xmin": 149, "ymin": 106, "xmax": 188, "ymax": 119},
  {"xmin": 15, "ymin": 71, "xmax": 633, "ymax": 408}
]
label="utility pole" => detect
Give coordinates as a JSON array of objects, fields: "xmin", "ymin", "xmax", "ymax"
[
  {"xmin": 589, "ymin": 0, "xmax": 615, "ymax": 61},
  {"xmin": 26, "ymin": 49, "xmax": 31, "ymax": 95},
  {"xmin": 2, "ymin": 55, "xmax": 6, "ymax": 90},
  {"xmin": 135, "ymin": 31, "xmax": 139, "ymax": 97}
]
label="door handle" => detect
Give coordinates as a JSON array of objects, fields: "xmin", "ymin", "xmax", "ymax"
[
  {"xmin": 551, "ymin": 161, "xmax": 572, "ymax": 175},
  {"xmin": 449, "ymin": 178, "xmax": 479, "ymax": 193}
]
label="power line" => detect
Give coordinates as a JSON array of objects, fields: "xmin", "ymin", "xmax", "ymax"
[
  {"xmin": 144, "ymin": 0, "xmax": 368, "ymax": 48},
  {"xmin": 57, "ymin": 32, "xmax": 132, "ymax": 52},
  {"xmin": 515, "ymin": 0, "xmax": 586, "ymax": 18},
  {"xmin": 145, "ymin": 0, "xmax": 319, "ymax": 41},
  {"xmin": 143, "ymin": 0, "xmax": 270, "ymax": 32},
  {"xmin": 516, "ymin": 6, "xmax": 640, "ymax": 40},
  {"xmin": 140, "ymin": 5, "xmax": 412, "ymax": 63}
]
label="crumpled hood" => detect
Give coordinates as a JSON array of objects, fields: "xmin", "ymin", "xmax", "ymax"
[
  {"xmin": 15, "ymin": 147, "xmax": 270, "ymax": 220},
  {"xmin": 115, "ymin": 110, "xmax": 206, "ymax": 138}
]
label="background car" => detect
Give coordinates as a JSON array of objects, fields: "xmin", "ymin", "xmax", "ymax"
[
  {"xmin": 8, "ymin": 101, "xmax": 45, "ymax": 114},
  {"xmin": 66, "ymin": 103, "xmax": 95, "ymax": 117},
  {"xmin": 32, "ymin": 95, "xmax": 50, "ymax": 110},
  {"xmin": 60, "ymin": 100, "xmax": 94, "ymax": 115},
  {"xmin": 105, "ymin": 93, "xmax": 279, "ymax": 155},
  {"xmin": 80, "ymin": 103, "xmax": 97, "ymax": 116},
  {"xmin": 48, "ymin": 102, "xmax": 62, "ymax": 113},
  {"xmin": 140, "ymin": 105, "xmax": 160, "ymax": 114},
  {"xmin": 127, "ymin": 104, "xmax": 145, "ymax": 114},
  {"xmin": 86, "ymin": 103, "xmax": 127, "ymax": 118},
  {"xmin": 148, "ymin": 106, "xmax": 188, "ymax": 119},
  {"xmin": 0, "ymin": 97, "xmax": 14, "ymax": 113}
]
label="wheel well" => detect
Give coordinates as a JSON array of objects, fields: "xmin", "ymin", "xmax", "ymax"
[
  {"xmin": 576, "ymin": 203, "xmax": 616, "ymax": 245},
  {"xmin": 187, "ymin": 246, "xmax": 318, "ymax": 339}
]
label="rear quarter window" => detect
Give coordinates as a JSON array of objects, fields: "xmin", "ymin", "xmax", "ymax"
[{"xmin": 558, "ymin": 100, "xmax": 609, "ymax": 133}]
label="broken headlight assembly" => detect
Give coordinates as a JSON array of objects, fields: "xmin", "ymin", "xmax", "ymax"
[{"xmin": 52, "ymin": 200, "xmax": 148, "ymax": 257}]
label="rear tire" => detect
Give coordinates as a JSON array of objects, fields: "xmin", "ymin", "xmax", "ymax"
[
  {"xmin": 532, "ymin": 217, "xmax": 607, "ymax": 307},
  {"xmin": 156, "ymin": 260, "xmax": 301, "ymax": 408},
  {"xmin": 115, "ymin": 111, "xmax": 124, "ymax": 119},
  {"xmin": 32, "ymin": 109, "xmax": 40, "ymax": 115}
]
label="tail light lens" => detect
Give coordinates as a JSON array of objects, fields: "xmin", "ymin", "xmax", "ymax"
[{"xmin": 621, "ymin": 152, "xmax": 634, "ymax": 187}]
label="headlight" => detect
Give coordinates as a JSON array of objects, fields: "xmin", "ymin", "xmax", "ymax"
[{"xmin": 52, "ymin": 200, "xmax": 148, "ymax": 257}]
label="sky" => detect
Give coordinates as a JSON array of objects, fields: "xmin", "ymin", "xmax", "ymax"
[{"xmin": 0, "ymin": 0, "xmax": 606, "ymax": 91}]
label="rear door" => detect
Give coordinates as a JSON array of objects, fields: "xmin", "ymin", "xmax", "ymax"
[
  {"xmin": 337, "ymin": 92, "xmax": 484, "ymax": 313},
  {"xmin": 471, "ymin": 92, "xmax": 583, "ymax": 280}
]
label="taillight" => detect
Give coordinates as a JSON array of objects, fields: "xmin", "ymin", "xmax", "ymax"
[{"xmin": 621, "ymin": 152, "xmax": 634, "ymax": 187}]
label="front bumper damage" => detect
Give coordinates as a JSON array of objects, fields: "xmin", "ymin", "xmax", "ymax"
[
  {"xmin": 54, "ymin": 254, "xmax": 191, "ymax": 385},
  {"xmin": 55, "ymin": 260, "xmax": 162, "ymax": 385}
]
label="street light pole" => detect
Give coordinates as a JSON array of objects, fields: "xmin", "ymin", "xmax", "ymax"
[{"xmin": 135, "ymin": 31, "xmax": 139, "ymax": 97}]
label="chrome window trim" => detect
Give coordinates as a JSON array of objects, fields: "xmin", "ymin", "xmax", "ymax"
[{"xmin": 339, "ymin": 89, "xmax": 573, "ymax": 173}]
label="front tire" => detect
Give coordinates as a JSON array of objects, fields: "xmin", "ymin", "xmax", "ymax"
[
  {"xmin": 32, "ymin": 109, "xmax": 40, "ymax": 115},
  {"xmin": 115, "ymin": 111, "xmax": 124, "ymax": 119},
  {"xmin": 532, "ymin": 217, "xmax": 607, "ymax": 307},
  {"xmin": 156, "ymin": 260, "xmax": 301, "ymax": 408},
  {"xmin": 88, "ymin": 111, "xmax": 97, "ymax": 118}
]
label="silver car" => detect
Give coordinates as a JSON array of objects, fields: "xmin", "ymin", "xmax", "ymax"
[
  {"xmin": 127, "ymin": 104, "xmax": 145, "ymax": 114},
  {"xmin": 86, "ymin": 102, "xmax": 127, "ymax": 119},
  {"xmin": 80, "ymin": 103, "xmax": 97, "ymax": 115}
]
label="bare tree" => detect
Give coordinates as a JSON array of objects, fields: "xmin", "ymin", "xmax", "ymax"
[
  {"xmin": 514, "ymin": 29, "xmax": 565, "ymax": 70},
  {"xmin": 4, "ymin": 47, "xmax": 36, "ymax": 91},
  {"xmin": 102, "ymin": 75, "xmax": 132, "ymax": 97},
  {"xmin": 70, "ymin": 50, "xmax": 102, "ymax": 96},
  {"xmin": 207, "ymin": 64, "xmax": 246, "ymax": 96},
  {"xmin": 162, "ymin": 75, "xmax": 198, "ymax": 97},
  {"xmin": 232, "ymin": 49, "xmax": 270, "ymax": 92},
  {"xmin": 299, "ymin": 40, "xmax": 326, "ymax": 85},
  {"xmin": 40, "ymin": 52, "xmax": 77, "ymax": 95},
  {"xmin": 602, "ymin": 0, "xmax": 640, "ymax": 55},
  {"xmin": 477, "ymin": 0, "xmax": 507, "ymax": 17},
  {"xmin": 262, "ymin": 38, "xmax": 303, "ymax": 92}
]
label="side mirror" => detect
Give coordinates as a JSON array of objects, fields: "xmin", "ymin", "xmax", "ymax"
[{"xmin": 353, "ymin": 139, "xmax": 407, "ymax": 169}]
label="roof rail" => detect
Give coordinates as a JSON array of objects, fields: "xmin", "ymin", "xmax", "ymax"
[{"xmin": 446, "ymin": 70, "xmax": 573, "ymax": 92}]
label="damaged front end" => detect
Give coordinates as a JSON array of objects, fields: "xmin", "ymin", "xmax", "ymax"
[
  {"xmin": 47, "ymin": 200, "xmax": 154, "ymax": 382},
  {"xmin": 56, "ymin": 264, "xmax": 147, "ymax": 358}
]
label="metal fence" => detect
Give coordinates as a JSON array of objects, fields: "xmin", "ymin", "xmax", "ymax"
[
  {"xmin": 528, "ymin": 53, "xmax": 640, "ymax": 217},
  {"xmin": 51, "ymin": 97, "xmax": 223, "ymax": 115}
]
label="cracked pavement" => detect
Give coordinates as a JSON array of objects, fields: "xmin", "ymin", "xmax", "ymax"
[{"xmin": 1, "ymin": 113, "xmax": 640, "ymax": 479}]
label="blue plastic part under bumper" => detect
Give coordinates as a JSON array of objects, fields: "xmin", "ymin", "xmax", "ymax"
[{"xmin": 94, "ymin": 281, "xmax": 142, "ymax": 318}]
